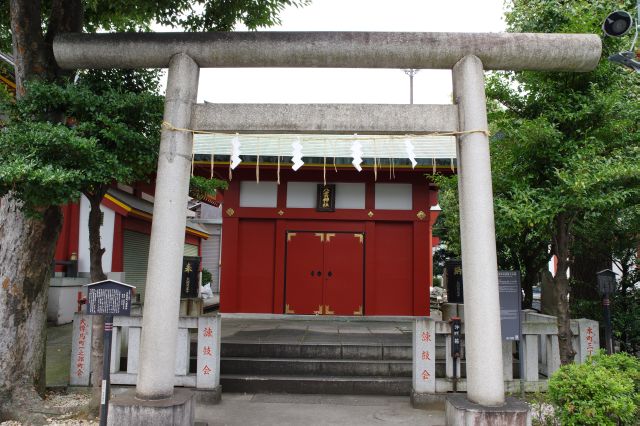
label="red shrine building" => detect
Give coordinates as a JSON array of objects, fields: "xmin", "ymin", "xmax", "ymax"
[
  {"xmin": 53, "ymin": 133, "xmax": 453, "ymax": 319},
  {"xmin": 194, "ymin": 133, "xmax": 454, "ymax": 317}
]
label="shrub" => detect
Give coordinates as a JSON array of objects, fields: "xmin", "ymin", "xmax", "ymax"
[
  {"xmin": 201, "ymin": 268, "xmax": 212, "ymax": 286},
  {"xmin": 590, "ymin": 351, "xmax": 640, "ymax": 407},
  {"xmin": 547, "ymin": 351, "xmax": 639, "ymax": 425}
]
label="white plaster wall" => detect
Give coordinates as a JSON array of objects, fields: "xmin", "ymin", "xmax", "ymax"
[
  {"xmin": 286, "ymin": 182, "xmax": 317, "ymax": 208},
  {"xmin": 375, "ymin": 183, "xmax": 413, "ymax": 210},
  {"xmin": 335, "ymin": 183, "xmax": 365, "ymax": 209},
  {"xmin": 239, "ymin": 181, "xmax": 278, "ymax": 207},
  {"xmin": 47, "ymin": 277, "xmax": 89, "ymax": 325},
  {"xmin": 78, "ymin": 195, "xmax": 115, "ymax": 274}
]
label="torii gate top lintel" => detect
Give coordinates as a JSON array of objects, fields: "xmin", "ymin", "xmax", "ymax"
[{"xmin": 54, "ymin": 31, "xmax": 601, "ymax": 72}]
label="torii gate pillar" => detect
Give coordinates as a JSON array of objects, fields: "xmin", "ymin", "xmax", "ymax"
[{"xmin": 453, "ymin": 55, "xmax": 505, "ymax": 405}]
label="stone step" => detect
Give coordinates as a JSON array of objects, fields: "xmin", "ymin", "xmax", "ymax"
[
  {"xmin": 220, "ymin": 374, "xmax": 412, "ymax": 396},
  {"xmin": 221, "ymin": 357, "xmax": 412, "ymax": 377},
  {"xmin": 221, "ymin": 342, "xmax": 414, "ymax": 360},
  {"xmin": 219, "ymin": 357, "xmax": 460, "ymax": 378}
]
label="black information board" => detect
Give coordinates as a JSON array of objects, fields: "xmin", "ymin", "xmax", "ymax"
[
  {"xmin": 444, "ymin": 260, "xmax": 464, "ymax": 303},
  {"xmin": 84, "ymin": 280, "xmax": 135, "ymax": 316},
  {"xmin": 498, "ymin": 270, "xmax": 522, "ymax": 341},
  {"xmin": 181, "ymin": 256, "xmax": 200, "ymax": 298}
]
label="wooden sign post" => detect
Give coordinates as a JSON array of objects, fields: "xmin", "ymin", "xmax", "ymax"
[{"xmin": 84, "ymin": 280, "xmax": 135, "ymax": 426}]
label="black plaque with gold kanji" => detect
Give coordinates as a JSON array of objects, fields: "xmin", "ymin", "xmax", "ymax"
[
  {"xmin": 444, "ymin": 259, "xmax": 464, "ymax": 303},
  {"xmin": 316, "ymin": 184, "xmax": 336, "ymax": 212},
  {"xmin": 181, "ymin": 256, "xmax": 200, "ymax": 298}
]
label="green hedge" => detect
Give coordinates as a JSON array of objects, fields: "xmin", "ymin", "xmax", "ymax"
[{"xmin": 548, "ymin": 351, "xmax": 640, "ymax": 425}]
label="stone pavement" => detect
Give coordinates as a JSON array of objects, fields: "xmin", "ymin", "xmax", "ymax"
[
  {"xmin": 46, "ymin": 322, "xmax": 73, "ymax": 387},
  {"xmin": 220, "ymin": 316, "xmax": 414, "ymax": 345},
  {"xmin": 196, "ymin": 393, "xmax": 445, "ymax": 426}
]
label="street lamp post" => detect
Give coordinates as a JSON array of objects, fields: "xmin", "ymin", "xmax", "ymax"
[
  {"xmin": 596, "ymin": 269, "xmax": 617, "ymax": 354},
  {"xmin": 403, "ymin": 69, "xmax": 419, "ymax": 104}
]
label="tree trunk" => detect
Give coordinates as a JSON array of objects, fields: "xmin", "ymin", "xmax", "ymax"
[
  {"xmin": 4, "ymin": 0, "xmax": 83, "ymax": 420},
  {"xmin": 10, "ymin": 0, "xmax": 49, "ymax": 96},
  {"xmin": 0, "ymin": 196, "xmax": 62, "ymax": 419},
  {"xmin": 86, "ymin": 192, "xmax": 108, "ymax": 412},
  {"xmin": 521, "ymin": 270, "xmax": 535, "ymax": 310},
  {"xmin": 552, "ymin": 214, "xmax": 576, "ymax": 365},
  {"xmin": 541, "ymin": 269, "xmax": 558, "ymax": 316}
]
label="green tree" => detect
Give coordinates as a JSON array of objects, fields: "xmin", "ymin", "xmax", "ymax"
[
  {"xmin": 437, "ymin": 0, "xmax": 640, "ymax": 365},
  {"xmin": 0, "ymin": 0, "xmax": 307, "ymax": 420},
  {"xmin": 491, "ymin": 0, "xmax": 640, "ymax": 364}
]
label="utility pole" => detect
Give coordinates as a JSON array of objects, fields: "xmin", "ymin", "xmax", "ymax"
[{"xmin": 404, "ymin": 69, "xmax": 419, "ymax": 104}]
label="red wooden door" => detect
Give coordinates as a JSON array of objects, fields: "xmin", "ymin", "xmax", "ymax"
[
  {"xmin": 284, "ymin": 232, "xmax": 324, "ymax": 314},
  {"xmin": 285, "ymin": 231, "xmax": 363, "ymax": 315},
  {"xmin": 323, "ymin": 233, "xmax": 365, "ymax": 315}
]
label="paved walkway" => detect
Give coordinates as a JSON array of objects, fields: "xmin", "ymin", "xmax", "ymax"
[
  {"xmin": 46, "ymin": 322, "xmax": 73, "ymax": 387},
  {"xmin": 196, "ymin": 393, "xmax": 445, "ymax": 426}
]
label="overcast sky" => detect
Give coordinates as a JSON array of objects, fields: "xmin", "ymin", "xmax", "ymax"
[{"xmin": 194, "ymin": 0, "xmax": 507, "ymax": 105}]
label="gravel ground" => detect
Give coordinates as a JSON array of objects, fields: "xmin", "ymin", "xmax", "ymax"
[
  {"xmin": 0, "ymin": 390, "xmax": 98, "ymax": 426},
  {"xmin": 528, "ymin": 400, "xmax": 558, "ymax": 425}
]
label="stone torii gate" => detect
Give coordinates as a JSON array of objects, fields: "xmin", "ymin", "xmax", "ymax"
[{"xmin": 54, "ymin": 32, "xmax": 601, "ymax": 425}]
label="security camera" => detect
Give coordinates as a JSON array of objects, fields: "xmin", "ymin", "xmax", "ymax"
[
  {"xmin": 603, "ymin": 10, "xmax": 634, "ymax": 37},
  {"xmin": 608, "ymin": 50, "xmax": 640, "ymax": 73},
  {"xmin": 604, "ymin": 6, "xmax": 640, "ymax": 71}
]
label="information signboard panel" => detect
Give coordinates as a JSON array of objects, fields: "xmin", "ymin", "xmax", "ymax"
[
  {"xmin": 83, "ymin": 280, "xmax": 135, "ymax": 426},
  {"xmin": 85, "ymin": 280, "xmax": 135, "ymax": 316},
  {"xmin": 498, "ymin": 270, "xmax": 522, "ymax": 341}
]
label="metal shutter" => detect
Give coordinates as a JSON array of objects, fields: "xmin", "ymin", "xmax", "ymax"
[
  {"xmin": 183, "ymin": 243, "xmax": 198, "ymax": 257},
  {"xmin": 201, "ymin": 229, "xmax": 221, "ymax": 292},
  {"xmin": 123, "ymin": 230, "xmax": 150, "ymax": 303}
]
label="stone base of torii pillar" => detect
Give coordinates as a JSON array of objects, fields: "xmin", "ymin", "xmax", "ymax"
[
  {"xmin": 107, "ymin": 388, "xmax": 196, "ymax": 426},
  {"xmin": 445, "ymin": 395, "xmax": 531, "ymax": 426}
]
